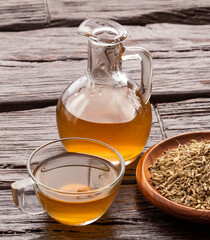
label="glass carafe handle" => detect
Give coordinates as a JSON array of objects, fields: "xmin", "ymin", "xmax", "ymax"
[{"xmin": 122, "ymin": 47, "xmax": 153, "ymax": 104}]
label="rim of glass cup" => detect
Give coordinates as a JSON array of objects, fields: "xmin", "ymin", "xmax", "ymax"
[{"xmin": 27, "ymin": 137, "xmax": 125, "ymax": 195}]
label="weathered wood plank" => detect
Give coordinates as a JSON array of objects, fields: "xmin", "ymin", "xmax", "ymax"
[
  {"xmin": 2, "ymin": 24, "xmax": 210, "ymax": 61},
  {"xmin": 0, "ymin": 105, "xmax": 161, "ymax": 167},
  {"xmin": 0, "ymin": 186, "xmax": 209, "ymax": 240},
  {"xmin": 0, "ymin": 106, "xmax": 58, "ymax": 167},
  {"xmin": 0, "ymin": 0, "xmax": 49, "ymax": 31},
  {"xmin": 157, "ymin": 98, "xmax": 210, "ymax": 138},
  {"xmin": 0, "ymin": 24, "xmax": 210, "ymax": 105},
  {"xmin": 1, "ymin": 0, "xmax": 210, "ymax": 31},
  {"xmin": 46, "ymin": 0, "xmax": 210, "ymax": 26},
  {"xmin": 0, "ymin": 23, "xmax": 210, "ymax": 59}
]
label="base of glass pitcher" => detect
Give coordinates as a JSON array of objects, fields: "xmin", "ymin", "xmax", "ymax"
[{"xmin": 124, "ymin": 153, "xmax": 142, "ymax": 166}]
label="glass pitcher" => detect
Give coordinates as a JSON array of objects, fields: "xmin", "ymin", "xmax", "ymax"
[{"xmin": 56, "ymin": 18, "xmax": 153, "ymax": 165}]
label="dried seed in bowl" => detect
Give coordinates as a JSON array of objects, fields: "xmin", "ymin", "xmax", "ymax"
[{"xmin": 149, "ymin": 140, "xmax": 210, "ymax": 210}]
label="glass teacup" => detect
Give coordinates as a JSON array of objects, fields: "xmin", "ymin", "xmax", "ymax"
[{"xmin": 11, "ymin": 138, "xmax": 125, "ymax": 226}]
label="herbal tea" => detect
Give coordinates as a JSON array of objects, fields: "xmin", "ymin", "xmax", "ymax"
[
  {"xmin": 56, "ymin": 18, "xmax": 152, "ymax": 165},
  {"xmin": 56, "ymin": 87, "xmax": 152, "ymax": 165},
  {"xmin": 34, "ymin": 153, "xmax": 119, "ymax": 226}
]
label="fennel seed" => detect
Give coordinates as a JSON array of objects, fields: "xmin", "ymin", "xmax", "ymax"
[{"xmin": 149, "ymin": 139, "xmax": 210, "ymax": 210}]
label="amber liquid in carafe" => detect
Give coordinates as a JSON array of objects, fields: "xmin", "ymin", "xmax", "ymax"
[{"xmin": 57, "ymin": 86, "xmax": 152, "ymax": 164}]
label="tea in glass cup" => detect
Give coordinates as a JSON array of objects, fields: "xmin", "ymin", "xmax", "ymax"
[{"xmin": 11, "ymin": 138, "xmax": 125, "ymax": 226}]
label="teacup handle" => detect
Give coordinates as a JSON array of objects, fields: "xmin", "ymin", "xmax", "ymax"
[
  {"xmin": 11, "ymin": 178, "xmax": 45, "ymax": 215},
  {"xmin": 122, "ymin": 47, "xmax": 153, "ymax": 104}
]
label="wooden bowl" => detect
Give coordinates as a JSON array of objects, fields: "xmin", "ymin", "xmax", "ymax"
[{"xmin": 136, "ymin": 131, "xmax": 210, "ymax": 224}]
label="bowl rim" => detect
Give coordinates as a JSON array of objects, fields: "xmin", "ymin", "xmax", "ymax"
[{"xmin": 136, "ymin": 131, "xmax": 210, "ymax": 214}]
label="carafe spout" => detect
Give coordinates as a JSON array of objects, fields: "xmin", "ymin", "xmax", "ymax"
[{"xmin": 78, "ymin": 18, "xmax": 127, "ymax": 45}]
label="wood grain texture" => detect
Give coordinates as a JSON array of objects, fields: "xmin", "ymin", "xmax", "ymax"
[
  {"xmin": 0, "ymin": 105, "xmax": 161, "ymax": 167},
  {"xmin": 0, "ymin": 0, "xmax": 49, "ymax": 31},
  {"xmin": 0, "ymin": 24, "xmax": 210, "ymax": 105},
  {"xmin": 0, "ymin": 106, "xmax": 58, "ymax": 167},
  {"xmin": 1, "ymin": 99, "xmax": 210, "ymax": 239},
  {"xmin": 157, "ymin": 98, "xmax": 210, "ymax": 138},
  {"xmin": 1, "ymin": 0, "xmax": 210, "ymax": 31},
  {"xmin": 1, "ymin": 186, "xmax": 210, "ymax": 240},
  {"xmin": 46, "ymin": 0, "xmax": 210, "ymax": 26}
]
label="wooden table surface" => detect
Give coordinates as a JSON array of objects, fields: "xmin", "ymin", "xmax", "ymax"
[{"xmin": 1, "ymin": 1, "xmax": 210, "ymax": 239}]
